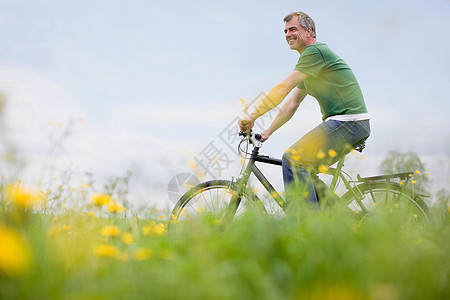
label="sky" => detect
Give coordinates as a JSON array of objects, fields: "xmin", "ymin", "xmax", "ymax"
[{"xmin": 0, "ymin": 0, "xmax": 449, "ymax": 210}]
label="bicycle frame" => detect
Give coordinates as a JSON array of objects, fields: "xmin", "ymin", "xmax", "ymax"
[{"xmin": 229, "ymin": 134, "xmax": 349, "ymax": 212}]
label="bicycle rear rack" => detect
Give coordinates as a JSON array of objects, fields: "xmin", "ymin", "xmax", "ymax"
[{"xmin": 357, "ymin": 172, "xmax": 413, "ymax": 183}]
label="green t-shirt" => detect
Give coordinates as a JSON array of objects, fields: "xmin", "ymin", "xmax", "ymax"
[{"xmin": 295, "ymin": 42, "xmax": 368, "ymax": 120}]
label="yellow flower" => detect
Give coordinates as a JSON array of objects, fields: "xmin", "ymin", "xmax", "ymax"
[
  {"xmin": 425, "ymin": 172, "xmax": 429, "ymax": 176},
  {"xmin": 293, "ymin": 155, "xmax": 300, "ymax": 161},
  {"xmin": 2, "ymin": 151, "xmax": 10, "ymax": 160},
  {"xmin": 153, "ymin": 223, "xmax": 165, "ymax": 235},
  {"xmin": 318, "ymin": 165, "xmax": 329, "ymax": 174},
  {"xmin": 142, "ymin": 226, "xmax": 152, "ymax": 235},
  {"xmin": 394, "ymin": 203, "xmax": 399, "ymax": 208},
  {"xmin": 0, "ymin": 227, "xmax": 31, "ymax": 276},
  {"xmin": 290, "ymin": 149, "xmax": 298, "ymax": 155},
  {"xmin": 5, "ymin": 183, "xmax": 42, "ymax": 208},
  {"xmin": 316, "ymin": 151, "xmax": 326, "ymax": 159},
  {"xmin": 158, "ymin": 215, "xmax": 165, "ymax": 219},
  {"xmin": 121, "ymin": 233, "xmax": 134, "ymax": 245},
  {"xmin": 399, "ymin": 181, "xmax": 404, "ymax": 185},
  {"xmin": 415, "ymin": 170, "xmax": 420, "ymax": 174},
  {"xmin": 85, "ymin": 211, "xmax": 96, "ymax": 217},
  {"xmin": 373, "ymin": 202, "xmax": 378, "ymax": 207},
  {"xmin": 108, "ymin": 201, "xmax": 125, "ymax": 213},
  {"xmin": 412, "ymin": 180, "xmax": 417, "ymax": 185},
  {"xmin": 411, "ymin": 214, "xmax": 418, "ymax": 218},
  {"xmin": 270, "ymin": 190, "xmax": 279, "ymax": 199},
  {"xmin": 328, "ymin": 149, "xmax": 337, "ymax": 157},
  {"xmin": 101, "ymin": 226, "xmax": 120, "ymax": 237},
  {"xmin": 91, "ymin": 193, "xmax": 111, "ymax": 206},
  {"xmin": 48, "ymin": 225, "xmax": 71, "ymax": 237},
  {"xmin": 196, "ymin": 205, "xmax": 205, "ymax": 214},
  {"xmin": 142, "ymin": 222, "xmax": 165, "ymax": 236},
  {"xmin": 94, "ymin": 244, "xmax": 119, "ymax": 258},
  {"xmin": 188, "ymin": 161, "xmax": 197, "ymax": 170},
  {"xmin": 134, "ymin": 248, "xmax": 152, "ymax": 261}
]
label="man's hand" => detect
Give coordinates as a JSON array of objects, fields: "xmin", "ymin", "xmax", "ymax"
[
  {"xmin": 259, "ymin": 130, "xmax": 271, "ymax": 142},
  {"xmin": 238, "ymin": 118, "xmax": 254, "ymax": 133}
]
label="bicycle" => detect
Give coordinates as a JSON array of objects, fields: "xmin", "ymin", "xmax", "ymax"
[{"xmin": 169, "ymin": 130, "xmax": 430, "ymax": 232}]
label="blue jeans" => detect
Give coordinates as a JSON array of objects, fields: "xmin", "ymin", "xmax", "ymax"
[{"xmin": 282, "ymin": 119, "xmax": 370, "ymax": 206}]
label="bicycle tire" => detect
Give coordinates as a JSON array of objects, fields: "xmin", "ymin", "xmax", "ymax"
[
  {"xmin": 341, "ymin": 181, "xmax": 430, "ymax": 221},
  {"xmin": 168, "ymin": 180, "xmax": 266, "ymax": 233}
]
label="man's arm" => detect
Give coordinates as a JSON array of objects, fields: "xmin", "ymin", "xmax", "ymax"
[
  {"xmin": 239, "ymin": 70, "xmax": 307, "ymax": 131},
  {"xmin": 260, "ymin": 87, "xmax": 307, "ymax": 141}
]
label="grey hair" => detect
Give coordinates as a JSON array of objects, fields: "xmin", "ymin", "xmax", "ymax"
[{"xmin": 283, "ymin": 11, "xmax": 316, "ymax": 38}]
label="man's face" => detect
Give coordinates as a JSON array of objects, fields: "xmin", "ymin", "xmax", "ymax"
[{"xmin": 284, "ymin": 16, "xmax": 308, "ymax": 51}]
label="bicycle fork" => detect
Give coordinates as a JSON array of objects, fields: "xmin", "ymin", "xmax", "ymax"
[{"xmin": 223, "ymin": 145, "xmax": 260, "ymax": 223}]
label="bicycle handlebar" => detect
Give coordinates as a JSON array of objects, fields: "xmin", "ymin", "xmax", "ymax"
[{"xmin": 239, "ymin": 130, "xmax": 262, "ymax": 144}]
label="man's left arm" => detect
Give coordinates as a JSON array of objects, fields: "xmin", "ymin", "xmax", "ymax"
[{"xmin": 239, "ymin": 70, "xmax": 307, "ymax": 131}]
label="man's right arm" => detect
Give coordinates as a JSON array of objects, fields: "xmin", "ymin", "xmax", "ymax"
[
  {"xmin": 260, "ymin": 87, "xmax": 307, "ymax": 141},
  {"xmin": 239, "ymin": 70, "xmax": 308, "ymax": 132}
]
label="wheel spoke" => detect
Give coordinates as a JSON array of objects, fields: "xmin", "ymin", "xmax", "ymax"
[
  {"xmin": 169, "ymin": 180, "xmax": 267, "ymax": 236},
  {"xmin": 344, "ymin": 182, "xmax": 430, "ymax": 222}
]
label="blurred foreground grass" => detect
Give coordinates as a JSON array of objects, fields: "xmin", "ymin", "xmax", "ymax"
[{"xmin": 0, "ymin": 183, "xmax": 449, "ymax": 300}]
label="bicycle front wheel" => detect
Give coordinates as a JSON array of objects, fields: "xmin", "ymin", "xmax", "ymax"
[
  {"xmin": 168, "ymin": 180, "xmax": 266, "ymax": 233},
  {"xmin": 341, "ymin": 182, "xmax": 430, "ymax": 222}
]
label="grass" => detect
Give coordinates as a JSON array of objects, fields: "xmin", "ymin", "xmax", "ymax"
[{"xmin": 0, "ymin": 188, "xmax": 449, "ymax": 300}]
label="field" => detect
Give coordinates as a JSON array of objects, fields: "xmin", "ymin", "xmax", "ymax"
[{"xmin": 0, "ymin": 183, "xmax": 448, "ymax": 300}]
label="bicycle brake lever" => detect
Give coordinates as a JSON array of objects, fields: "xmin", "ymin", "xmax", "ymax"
[{"xmin": 239, "ymin": 129, "xmax": 252, "ymax": 137}]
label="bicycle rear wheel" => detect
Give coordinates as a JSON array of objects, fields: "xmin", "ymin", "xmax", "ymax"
[
  {"xmin": 341, "ymin": 181, "xmax": 430, "ymax": 222},
  {"xmin": 168, "ymin": 180, "xmax": 266, "ymax": 234}
]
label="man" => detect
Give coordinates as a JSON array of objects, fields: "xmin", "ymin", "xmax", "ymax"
[{"xmin": 238, "ymin": 11, "xmax": 370, "ymax": 205}]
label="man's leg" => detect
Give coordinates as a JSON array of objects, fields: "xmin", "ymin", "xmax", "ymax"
[
  {"xmin": 282, "ymin": 119, "xmax": 371, "ymax": 206},
  {"xmin": 282, "ymin": 154, "xmax": 318, "ymax": 206},
  {"xmin": 281, "ymin": 123, "xmax": 328, "ymax": 208}
]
